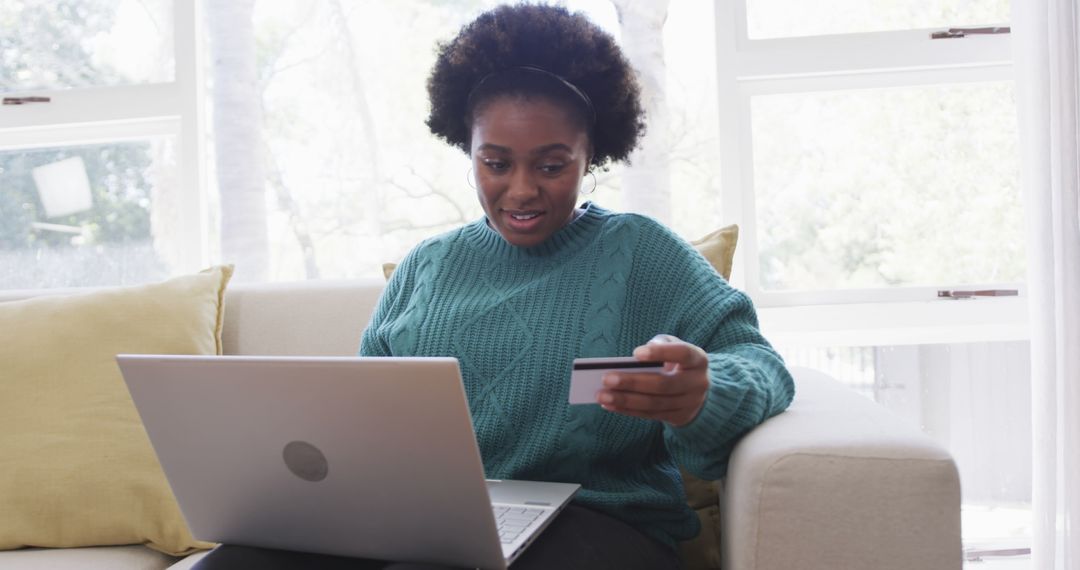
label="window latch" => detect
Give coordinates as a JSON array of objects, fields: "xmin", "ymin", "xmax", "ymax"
[
  {"xmin": 937, "ymin": 289, "xmax": 1018, "ymax": 300},
  {"xmin": 931, "ymin": 26, "xmax": 1011, "ymax": 39},
  {"xmin": 2, "ymin": 96, "xmax": 51, "ymax": 105}
]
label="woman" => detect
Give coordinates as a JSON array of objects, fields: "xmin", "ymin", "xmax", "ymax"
[{"xmin": 196, "ymin": 4, "xmax": 793, "ymax": 569}]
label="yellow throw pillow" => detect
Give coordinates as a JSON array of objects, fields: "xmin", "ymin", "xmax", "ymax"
[
  {"xmin": 682, "ymin": 225, "xmax": 737, "ymax": 570},
  {"xmin": 0, "ymin": 265, "xmax": 233, "ymax": 556},
  {"xmin": 690, "ymin": 224, "xmax": 738, "ymax": 281},
  {"xmin": 382, "ymin": 262, "xmax": 397, "ymax": 281}
]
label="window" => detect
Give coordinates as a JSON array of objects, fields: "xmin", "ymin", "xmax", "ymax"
[
  {"xmin": 717, "ymin": 1, "xmax": 1019, "ymax": 300},
  {"xmin": 718, "ymin": 1, "xmax": 1031, "ymax": 554},
  {"xmin": 3, "ymin": 1, "xmax": 723, "ymax": 286},
  {"xmin": 713, "ymin": 1, "xmax": 1025, "ymax": 330},
  {"xmin": 0, "ymin": 0, "xmax": 202, "ymax": 289}
]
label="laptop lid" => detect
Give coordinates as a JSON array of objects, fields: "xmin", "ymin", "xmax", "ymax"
[{"xmin": 117, "ymin": 354, "xmax": 515, "ymax": 569}]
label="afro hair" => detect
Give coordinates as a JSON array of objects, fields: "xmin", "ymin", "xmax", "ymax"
[{"xmin": 426, "ymin": 3, "xmax": 646, "ymax": 169}]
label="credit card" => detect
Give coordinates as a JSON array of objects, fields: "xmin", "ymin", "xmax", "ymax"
[{"xmin": 568, "ymin": 357, "xmax": 665, "ymax": 404}]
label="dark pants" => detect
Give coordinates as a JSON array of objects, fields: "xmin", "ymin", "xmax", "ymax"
[{"xmin": 191, "ymin": 505, "xmax": 682, "ymax": 570}]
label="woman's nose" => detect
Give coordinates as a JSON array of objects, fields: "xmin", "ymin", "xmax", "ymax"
[{"xmin": 506, "ymin": 167, "xmax": 540, "ymax": 199}]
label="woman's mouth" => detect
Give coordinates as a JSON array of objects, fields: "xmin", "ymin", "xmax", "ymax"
[{"xmin": 502, "ymin": 210, "xmax": 545, "ymax": 232}]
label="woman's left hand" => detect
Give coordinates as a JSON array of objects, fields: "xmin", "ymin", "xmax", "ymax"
[{"xmin": 596, "ymin": 334, "xmax": 710, "ymax": 427}]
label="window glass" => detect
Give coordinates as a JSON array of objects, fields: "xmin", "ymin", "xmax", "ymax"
[
  {"xmin": 0, "ymin": 139, "xmax": 177, "ymax": 288},
  {"xmin": 206, "ymin": 0, "xmax": 722, "ymax": 281},
  {"xmin": 212, "ymin": 1, "xmax": 493, "ymax": 281},
  {"xmin": 751, "ymin": 81, "xmax": 1023, "ymax": 291},
  {"xmin": 745, "ymin": 0, "xmax": 1010, "ymax": 39},
  {"xmin": 0, "ymin": 0, "xmax": 174, "ymax": 93}
]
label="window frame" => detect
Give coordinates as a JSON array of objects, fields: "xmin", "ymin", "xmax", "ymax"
[
  {"xmin": 714, "ymin": 1, "xmax": 1024, "ymax": 343},
  {"xmin": 0, "ymin": 1, "xmax": 207, "ymax": 279}
]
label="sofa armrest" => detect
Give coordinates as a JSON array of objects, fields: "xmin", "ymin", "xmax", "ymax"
[{"xmin": 722, "ymin": 366, "xmax": 961, "ymax": 570}]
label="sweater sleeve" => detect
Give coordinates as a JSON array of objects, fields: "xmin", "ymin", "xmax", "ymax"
[
  {"xmin": 358, "ymin": 248, "xmax": 414, "ymax": 357},
  {"xmin": 663, "ymin": 287, "xmax": 794, "ymax": 480},
  {"xmin": 629, "ymin": 219, "xmax": 794, "ymax": 481}
]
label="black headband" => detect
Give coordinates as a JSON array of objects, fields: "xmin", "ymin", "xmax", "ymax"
[{"xmin": 466, "ymin": 65, "xmax": 597, "ymax": 126}]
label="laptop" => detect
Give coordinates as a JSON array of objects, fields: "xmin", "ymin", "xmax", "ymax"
[{"xmin": 116, "ymin": 354, "xmax": 579, "ymax": 570}]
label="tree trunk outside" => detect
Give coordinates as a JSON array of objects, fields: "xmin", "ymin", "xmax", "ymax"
[
  {"xmin": 328, "ymin": 0, "xmax": 384, "ymax": 241},
  {"xmin": 264, "ymin": 141, "xmax": 320, "ymax": 279},
  {"xmin": 612, "ymin": 0, "xmax": 672, "ymax": 224},
  {"xmin": 207, "ymin": 0, "xmax": 269, "ymax": 281}
]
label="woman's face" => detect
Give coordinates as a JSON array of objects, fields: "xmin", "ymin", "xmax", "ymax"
[{"xmin": 470, "ymin": 97, "xmax": 591, "ymax": 248}]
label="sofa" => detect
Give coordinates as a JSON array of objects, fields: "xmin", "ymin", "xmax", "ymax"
[{"xmin": 0, "ymin": 277, "xmax": 962, "ymax": 570}]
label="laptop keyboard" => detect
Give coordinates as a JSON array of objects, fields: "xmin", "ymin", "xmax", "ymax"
[{"xmin": 492, "ymin": 505, "xmax": 546, "ymax": 544}]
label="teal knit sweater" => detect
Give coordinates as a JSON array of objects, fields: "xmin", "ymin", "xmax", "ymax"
[{"xmin": 359, "ymin": 203, "xmax": 794, "ymax": 547}]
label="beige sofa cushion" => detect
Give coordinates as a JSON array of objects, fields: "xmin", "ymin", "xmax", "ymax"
[
  {"xmin": 221, "ymin": 278, "xmax": 385, "ymax": 356},
  {"xmin": 0, "ymin": 266, "xmax": 231, "ymax": 555},
  {"xmin": 0, "ymin": 545, "xmax": 180, "ymax": 570}
]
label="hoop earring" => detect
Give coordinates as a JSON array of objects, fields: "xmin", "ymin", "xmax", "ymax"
[
  {"xmin": 581, "ymin": 170, "xmax": 597, "ymax": 195},
  {"xmin": 466, "ymin": 167, "xmax": 476, "ymax": 190}
]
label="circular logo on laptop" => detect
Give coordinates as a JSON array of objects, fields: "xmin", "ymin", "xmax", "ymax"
[{"xmin": 282, "ymin": 440, "xmax": 329, "ymax": 482}]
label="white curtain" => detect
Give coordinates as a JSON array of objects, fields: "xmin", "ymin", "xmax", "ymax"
[{"xmin": 1013, "ymin": 1, "xmax": 1080, "ymax": 568}]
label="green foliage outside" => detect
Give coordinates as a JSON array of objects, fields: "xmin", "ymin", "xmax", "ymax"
[
  {"xmin": 0, "ymin": 145, "xmax": 155, "ymax": 250},
  {"xmin": 753, "ymin": 82, "xmax": 1025, "ymax": 290},
  {"xmin": 0, "ymin": 0, "xmax": 119, "ymax": 90}
]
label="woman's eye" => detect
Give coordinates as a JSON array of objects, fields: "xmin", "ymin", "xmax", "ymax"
[
  {"xmin": 539, "ymin": 163, "xmax": 566, "ymax": 174},
  {"xmin": 483, "ymin": 160, "xmax": 509, "ymax": 172}
]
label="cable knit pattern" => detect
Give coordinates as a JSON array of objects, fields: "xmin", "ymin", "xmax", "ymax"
[
  {"xmin": 359, "ymin": 202, "xmax": 794, "ymax": 548},
  {"xmin": 580, "ymin": 221, "xmax": 637, "ymax": 356},
  {"xmin": 385, "ymin": 235, "xmax": 452, "ymax": 355}
]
